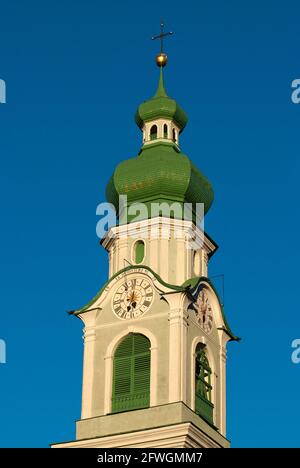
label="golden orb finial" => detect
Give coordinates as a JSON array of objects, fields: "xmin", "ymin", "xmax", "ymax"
[
  {"xmin": 152, "ymin": 21, "xmax": 173, "ymax": 68},
  {"xmin": 156, "ymin": 53, "xmax": 168, "ymax": 67}
]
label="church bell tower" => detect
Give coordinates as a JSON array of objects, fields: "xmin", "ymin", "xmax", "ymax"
[{"xmin": 52, "ymin": 28, "xmax": 238, "ymax": 449}]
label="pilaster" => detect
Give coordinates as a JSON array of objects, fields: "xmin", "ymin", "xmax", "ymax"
[{"xmin": 79, "ymin": 310, "xmax": 97, "ymax": 419}]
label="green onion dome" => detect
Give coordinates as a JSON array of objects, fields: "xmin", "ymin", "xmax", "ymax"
[
  {"xmin": 106, "ymin": 143, "xmax": 214, "ymax": 222},
  {"xmin": 106, "ymin": 70, "xmax": 214, "ymax": 222},
  {"xmin": 135, "ymin": 68, "xmax": 188, "ymax": 131}
]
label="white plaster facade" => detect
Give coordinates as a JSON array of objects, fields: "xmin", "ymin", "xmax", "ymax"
[
  {"xmin": 52, "ymin": 221, "xmax": 233, "ymax": 448},
  {"xmin": 102, "ymin": 217, "xmax": 217, "ymax": 285}
]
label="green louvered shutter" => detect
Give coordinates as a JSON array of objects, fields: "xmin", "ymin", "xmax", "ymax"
[{"xmin": 112, "ymin": 334, "xmax": 150, "ymax": 413}]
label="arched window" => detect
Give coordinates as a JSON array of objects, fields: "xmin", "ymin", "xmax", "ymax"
[
  {"xmin": 195, "ymin": 344, "xmax": 214, "ymax": 424},
  {"xmin": 163, "ymin": 123, "xmax": 168, "ymax": 138},
  {"xmin": 134, "ymin": 240, "xmax": 145, "ymax": 264},
  {"xmin": 172, "ymin": 128, "xmax": 176, "ymax": 142},
  {"xmin": 112, "ymin": 333, "xmax": 150, "ymax": 413},
  {"xmin": 150, "ymin": 125, "xmax": 158, "ymax": 140}
]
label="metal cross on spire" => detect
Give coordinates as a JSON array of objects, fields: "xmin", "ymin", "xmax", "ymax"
[{"xmin": 152, "ymin": 20, "xmax": 174, "ymax": 54}]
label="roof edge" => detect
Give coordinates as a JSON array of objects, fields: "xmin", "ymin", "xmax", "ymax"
[
  {"xmin": 70, "ymin": 271, "xmax": 240, "ymax": 342},
  {"xmin": 71, "ymin": 265, "xmax": 188, "ymax": 315}
]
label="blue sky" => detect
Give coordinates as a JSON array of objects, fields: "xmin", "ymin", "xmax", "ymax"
[{"xmin": 0, "ymin": 0, "xmax": 300, "ymax": 447}]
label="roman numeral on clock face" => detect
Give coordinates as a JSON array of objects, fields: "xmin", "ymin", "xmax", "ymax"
[{"xmin": 112, "ymin": 277, "xmax": 154, "ymax": 320}]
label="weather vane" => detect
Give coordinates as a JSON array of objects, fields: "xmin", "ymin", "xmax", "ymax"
[{"xmin": 152, "ymin": 20, "xmax": 174, "ymax": 67}]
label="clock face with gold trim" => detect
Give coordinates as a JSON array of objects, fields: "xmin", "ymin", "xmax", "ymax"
[
  {"xmin": 112, "ymin": 277, "xmax": 154, "ymax": 320},
  {"xmin": 195, "ymin": 289, "xmax": 213, "ymax": 334}
]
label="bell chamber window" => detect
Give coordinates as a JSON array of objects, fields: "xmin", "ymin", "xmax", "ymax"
[
  {"xmin": 195, "ymin": 344, "xmax": 214, "ymax": 424},
  {"xmin": 150, "ymin": 124, "xmax": 158, "ymax": 140},
  {"xmin": 134, "ymin": 240, "xmax": 145, "ymax": 264},
  {"xmin": 112, "ymin": 333, "xmax": 151, "ymax": 413},
  {"xmin": 163, "ymin": 123, "xmax": 168, "ymax": 138}
]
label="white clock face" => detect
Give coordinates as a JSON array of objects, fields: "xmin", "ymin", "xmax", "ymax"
[
  {"xmin": 195, "ymin": 289, "xmax": 213, "ymax": 334},
  {"xmin": 112, "ymin": 277, "xmax": 154, "ymax": 320}
]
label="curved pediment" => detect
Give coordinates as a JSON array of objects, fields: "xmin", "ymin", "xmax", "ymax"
[
  {"xmin": 185, "ymin": 276, "xmax": 240, "ymax": 342},
  {"xmin": 70, "ymin": 265, "xmax": 188, "ymax": 316}
]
